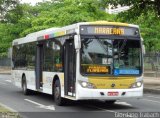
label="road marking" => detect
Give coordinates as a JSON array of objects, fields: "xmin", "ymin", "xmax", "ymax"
[
  {"xmin": 24, "ymin": 99, "xmax": 55, "ymax": 111},
  {"xmin": 39, "ymin": 105, "xmax": 55, "ymax": 111},
  {"xmin": 5, "ymin": 80, "xmax": 12, "ymax": 83},
  {"xmin": 25, "ymin": 99, "xmax": 44, "ymax": 106},
  {"xmin": 142, "ymin": 98, "xmax": 160, "ymax": 104},
  {"xmin": 115, "ymin": 102, "xmax": 132, "ymax": 107}
]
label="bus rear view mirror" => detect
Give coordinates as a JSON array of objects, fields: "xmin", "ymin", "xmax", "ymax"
[
  {"xmin": 8, "ymin": 47, "xmax": 12, "ymax": 59},
  {"xmin": 141, "ymin": 38, "xmax": 146, "ymax": 55},
  {"xmin": 142, "ymin": 44, "xmax": 146, "ymax": 55},
  {"xmin": 74, "ymin": 35, "xmax": 81, "ymax": 49}
]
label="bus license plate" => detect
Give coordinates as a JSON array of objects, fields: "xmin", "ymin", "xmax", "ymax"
[{"xmin": 108, "ymin": 92, "xmax": 119, "ymax": 96}]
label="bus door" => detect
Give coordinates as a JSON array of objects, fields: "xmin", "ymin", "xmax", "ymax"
[
  {"xmin": 64, "ymin": 39, "xmax": 76, "ymax": 97},
  {"xmin": 35, "ymin": 43, "xmax": 44, "ymax": 90}
]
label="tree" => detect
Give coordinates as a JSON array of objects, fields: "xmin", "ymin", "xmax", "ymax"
[
  {"xmin": 0, "ymin": 0, "xmax": 116, "ymax": 56},
  {"xmin": 0, "ymin": 0, "xmax": 21, "ymax": 22},
  {"xmin": 0, "ymin": 23, "xmax": 13, "ymax": 57},
  {"xmin": 20, "ymin": 0, "xmax": 116, "ymax": 36}
]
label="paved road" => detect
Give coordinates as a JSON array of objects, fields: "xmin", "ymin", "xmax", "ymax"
[{"xmin": 0, "ymin": 74, "xmax": 160, "ymax": 118}]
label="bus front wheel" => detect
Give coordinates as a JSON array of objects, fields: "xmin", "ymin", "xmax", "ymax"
[{"xmin": 54, "ymin": 80, "xmax": 65, "ymax": 106}]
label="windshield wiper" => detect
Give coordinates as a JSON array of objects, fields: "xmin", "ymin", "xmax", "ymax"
[
  {"xmin": 118, "ymin": 39, "xmax": 127, "ymax": 56},
  {"xmin": 119, "ymin": 40, "xmax": 127, "ymax": 52},
  {"xmin": 96, "ymin": 39, "xmax": 109, "ymax": 55}
]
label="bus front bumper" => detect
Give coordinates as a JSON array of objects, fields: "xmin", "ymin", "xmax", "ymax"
[{"xmin": 76, "ymin": 84, "xmax": 143, "ymax": 100}]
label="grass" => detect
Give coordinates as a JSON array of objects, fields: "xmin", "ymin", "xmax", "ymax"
[
  {"xmin": 0, "ymin": 105, "xmax": 21, "ymax": 118},
  {"xmin": 0, "ymin": 105, "xmax": 10, "ymax": 112}
]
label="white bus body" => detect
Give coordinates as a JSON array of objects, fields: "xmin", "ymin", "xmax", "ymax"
[{"xmin": 12, "ymin": 21, "xmax": 143, "ymax": 105}]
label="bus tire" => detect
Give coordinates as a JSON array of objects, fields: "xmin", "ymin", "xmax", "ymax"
[
  {"xmin": 22, "ymin": 76, "xmax": 30, "ymax": 95},
  {"xmin": 54, "ymin": 80, "xmax": 65, "ymax": 106},
  {"xmin": 105, "ymin": 100, "xmax": 116, "ymax": 105}
]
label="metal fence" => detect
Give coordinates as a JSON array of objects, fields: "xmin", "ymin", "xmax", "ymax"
[
  {"xmin": 0, "ymin": 57, "xmax": 11, "ymax": 74},
  {"xmin": 144, "ymin": 53, "xmax": 160, "ymax": 77},
  {"xmin": 144, "ymin": 53, "xmax": 160, "ymax": 71},
  {"xmin": 0, "ymin": 57, "xmax": 11, "ymax": 67}
]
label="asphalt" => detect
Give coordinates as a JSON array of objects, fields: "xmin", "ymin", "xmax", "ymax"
[{"xmin": 0, "ymin": 74, "xmax": 160, "ymax": 118}]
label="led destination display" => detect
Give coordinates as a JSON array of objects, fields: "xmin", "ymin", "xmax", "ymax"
[{"xmin": 80, "ymin": 25, "xmax": 140, "ymax": 37}]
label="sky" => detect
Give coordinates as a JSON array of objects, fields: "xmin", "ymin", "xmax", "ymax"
[{"xmin": 20, "ymin": 0, "xmax": 51, "ymax": 5}]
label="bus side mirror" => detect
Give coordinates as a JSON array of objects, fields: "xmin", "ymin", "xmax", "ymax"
[
  {"xmin": 74, "ymin": 35, "xmax": 81, "ymax": 49},
  {"xmin": 141, "ymin": 38, "xmax": 146, "ymax": 55},
  {"xmin": 142, "ymin": 44, "xmax": 146, "ymax": 55},
  {"xmin": 8, "ymin": 47, "xmax": 12, "ymax": 59}
]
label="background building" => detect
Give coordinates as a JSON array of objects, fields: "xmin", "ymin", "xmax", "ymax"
[
  {"xmin": 21, "ymin": 0, "xmax": 51, "ymax": 5},
  {"xmin": 106, "ymin": 5, "xmax": 130, "ymax": 14}
]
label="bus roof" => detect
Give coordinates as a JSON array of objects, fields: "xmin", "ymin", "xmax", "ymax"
[{"xmin": 12, "ymin": 21, "xmax": 139, "ymax": 46}]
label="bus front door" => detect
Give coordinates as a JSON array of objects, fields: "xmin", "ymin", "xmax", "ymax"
[
  {"xmin": 64, "ymin": 39, "xmax": 76, "ymax": 97},
  {"xmin": 35, "ymin": 44, "xmax": 43, "ymax": 90}
]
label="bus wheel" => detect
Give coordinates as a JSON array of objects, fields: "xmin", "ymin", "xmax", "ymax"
[
  {"xmin": 105, "ymin": 100, "xmax": 116, "ymax": 105},
  {"xmin": 54, "ymin": 80, "xmax": 65, "ymax": 106},
  {"xmin": 22, "ymin": 76, "xmax": 29, "ymax": 95}
]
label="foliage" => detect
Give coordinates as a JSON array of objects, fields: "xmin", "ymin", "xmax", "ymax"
[
  {"xmin": 0, "ymin": 0, "xmax": 21, "ymax": 22},
  {"xmin": 20, "ymin": 0, "xmax": 115, "ymax": 35},
  {"xmin": 0, "ymin": 0, "xmax": 116, "ymax": 56}
]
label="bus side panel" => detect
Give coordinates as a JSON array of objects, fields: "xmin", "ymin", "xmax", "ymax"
[
  {"xmin": 12, "ymin": 70, "xmax": 36, "ymax": 91},
  {"xmin": 12, "ymin": 70, "xmax": 22, "ymax": 88},
  {"xmin": 25, "ymin": 70, "xmax": 36, "ymax": 91},
  {"xmin": 42, "ymin": 72, "xmax": 64, "ymax": 96}
]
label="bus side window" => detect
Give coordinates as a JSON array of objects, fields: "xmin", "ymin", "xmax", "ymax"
[
  {"xmin": 12, "ymin": 46, "xmax": 17, "ymax": 69},
  {"xmin": 44, "ymin": 41, "xmax": 54, "ymax": 72},
  {"xmin": 43, "ymin": 40, "xmax": 63, "ymax": 72},
  {"xmin": 54, "ymin": 44, "xmax": 62, "ymax": 72},
  {"xmin": 26, "ymin": 43, "xmax": 36, "ymax": 70}
]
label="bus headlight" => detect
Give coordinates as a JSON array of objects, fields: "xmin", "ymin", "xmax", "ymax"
[
  {"xmin": 130, "ymin": 81, "xmax": 143, "ymax": 88},
  {"xmin": 79, "ymin": 80, "xmax": 96, "ymax": 89}
]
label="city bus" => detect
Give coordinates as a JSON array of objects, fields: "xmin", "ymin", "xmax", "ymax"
[{"xmin": 12, "ymin": 21, "xmax": 144, "ymax": 106}]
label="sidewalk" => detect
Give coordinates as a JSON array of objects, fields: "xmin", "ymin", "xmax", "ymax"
[
  {"xmin": 0, "ymin": 67, "xmax": 11, "ymax": 74},
  {"xmin": 144, "ymin": 76, "xmax": 160, "ymax": 94},
  {"xmin": 0, "ymin": 70, "xmax": 11, "ymax": 74}
]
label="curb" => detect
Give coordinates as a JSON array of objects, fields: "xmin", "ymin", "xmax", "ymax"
[
  {"xmin": 144, "ymin": 88, "xmax": 160, "ymax": 94},
  {"xmin": 0, "ymin": 73, "xmax": 11, "ymax": 75}
]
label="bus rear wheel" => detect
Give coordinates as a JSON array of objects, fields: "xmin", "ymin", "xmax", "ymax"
[
  {"xmin": 54, "ymin": 80, "xmax": 65, "ymax": 106},
  {"xmin": 22, "ymin": 76, "xmax": 30, "ymax": 95}
]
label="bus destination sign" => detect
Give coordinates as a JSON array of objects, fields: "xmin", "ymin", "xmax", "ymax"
[{"xmin": 80, "ymin": 25, "xmax": 140, "ymax": 37}]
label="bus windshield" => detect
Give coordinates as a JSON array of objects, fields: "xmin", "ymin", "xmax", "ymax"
[{"xmin": 81, "ymin": 38, "xmax": 142, "ymax": 76}]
